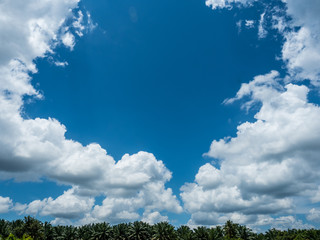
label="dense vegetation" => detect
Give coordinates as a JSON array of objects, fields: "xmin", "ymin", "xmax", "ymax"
[{"xmin": 0, "ymin": 217, "xmax": 319, "ymax": 240}]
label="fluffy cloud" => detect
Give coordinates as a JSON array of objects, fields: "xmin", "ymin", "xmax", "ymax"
[
  {"xmin": 0, "ymin": 196, "xmax": 13, "ymax": 213},
  {"xmin": 274, "ymin": 0, "xmax": 320, "ymax": 84},
  {"xmin": 275, "ymin": 1, "xmax": 320, "ymax": 85},
  {"xmin": 0, "ymin": 0, "xmax": 181, "ymax": 224},
  {"xmin": 17, "ymin": 149, "xmax": 183, "ymax": 224},
  {"xmin": 0, "ymin": 0, "xmax": 80, "ymax": 69},
  {"xmin": 141, "ymin": 211, "xmax": 169, "ymax": 224},
  {"xmin": 75, "ymin": 152, "xmax": 182, "ymax": 224},
  {"xmin": 191, "ymin": 0, "xmax": 320, "ymax": 228},
  {"xmin": 181, "ymin": 71, "xmax": 320, "ymax": 226},
  {"xmin": 282, "ymin": 26, "xmax": 320, "ymax": 85},
  {"xmin": 24, "ymin": 188, "xmax": 95, "ymax": 219}
]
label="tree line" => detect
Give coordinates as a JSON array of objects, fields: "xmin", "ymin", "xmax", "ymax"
[{"xmin": 0, "ymin": 216, "xmax": 319, "ymax": 240}]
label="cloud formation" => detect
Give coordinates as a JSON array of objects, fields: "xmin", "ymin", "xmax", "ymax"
[
  {"xmin": 0, "ymin": 0, "xmax": 181, "ymax": 224},
  {"xmin": 179, "ymin": 0, "xmax": 320, "ymax": 228},
  {"xmin": 0, "ymin": 196, "xmax": 12, "ymax": 214},
  {"xmin": 282, "ymin": 0, "xmax": 320, "ymax": 85},
  {"xmin": 181, "ymin": 71, "xmax": 320, "ymax": 227},
  {"xmin": 1, "ymin": 0, "xmax": 320, "ymax": 228},
  {"xmin": 205, "ymin": 0, "xmax": 320, "ymax": 85}
]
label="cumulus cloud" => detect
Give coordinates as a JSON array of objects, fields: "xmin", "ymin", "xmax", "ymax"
[
  {"xmin": 23, "ymin": 188, "xmax": 95, "ymax": 220},
  {"xmin": 274, "ymin": 0, "xmax": 320, "ymax": 84},
  {"xmin": 0, "ymin": 0, "xmax": 181, "ymax": 224},
  {"xmin": 141, "ymin": 211, "xmax": 169, "ymax": 224},
  {"xmin": 0, "ymin": 0, "xmax": 79, "ymax": 69},
  {"xmin": 282, "ymin": 26, "xmax": 320, "ymax": 85},
  {"xmin": 186, "ymin": 0, "xmax": 320, "ymax": 227},
  {"xmin": 0, "ymin": 196, "xmax": 13, "ymax": 213},
  {"xmin": 75, "ymin": 152, "xmax": 182, "ymax": 224},
  {"xmin": 181, "ymin": 71, "xmax": 320, "ymax": 226},
  {"xmin": 61, "ymin": 32, "xmax": 75, "ymax": 50}
]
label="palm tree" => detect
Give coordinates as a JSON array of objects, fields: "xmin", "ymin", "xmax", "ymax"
[
  {"xmin": 128, "ymin": 221, "xmax": 151, "ymax": 240},
  {"xmin": 43, "ymin": 222, "xmax": 54, "ymax": 240},
  {"xmin": 208, "ymin": 226, "xmax": 223, "ymax": 240},
  {"xmin": 305, "ymin": 228, "xmax": 320, "ymax": 240},
  {"xmin": 264, "ymin": 228, "xmax": 280, "ymax": 240},
  {"xmin": 193, "ymin": 226, "xmax": 209, "ymax": 240},
  {"xmin": 223, "ymin": 221, "xmax": 238, "ymax": 239},
  {"xmin": 78, "ymin": 224, "xmax": 92, "ymax": 240},
  {"xmin": 10, "ymin": 220, "xmax": 24, "ymax": 239},
  {"xmin": 176, "ymin": 226, "xmax": 194, "ymax": 240},
  {"xmin": 237, "ymin": 225, "xmax": 255, "ymax": 240},
  {"xmin": 23, "ymin": 216, "xmax": 44, "ymax": 240},
  {"xmin": 53, "ymin": 225, "xmax": 66, "ymax": 240},
  {"xmin": 152, "ymin": 222, "xmax": 176, "ymax": 240},
  {"xmin": 0, "ymin": 219, "xmax": 10, "ymax": 239},
  {"xmin": 90, "ymin": 223, "xmax": 112, "ymax": 240},
  {"xmin": 61, "ymin": 226, "xmax": 77, "ymax": 240},
  {"xmin": 113, "ymin": 223, "xmax": 129, "ymax": 240}
]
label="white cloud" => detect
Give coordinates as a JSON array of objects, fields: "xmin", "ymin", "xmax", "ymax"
[
  {"xmin": 258, "ymin": 12, "xmax": 267, "ymax": 38},
  {"xmin": 6, "ymin": 139, "xmax": 182, "ymax": 223},
  {"xmin": 195, "ymin": 0, "xmax": 320, "ymax": 227},
  {"xmin": 311, "ymin": 187, "xmax": 320, "ymax": 203},
  {"xmin": 24, "ymin": 188, "xmax": 94, "ymax": 219},
  {"xmin": 285, "ymin": 0, "xmax": 320, "ymax": 30},
  {"xmin": 13, "ymin": 203, "xmax": 27, "ymax": 214},
  {"xmin": 0, "ymin": 0, "xmax": 181, "ymax": 224},
  {"xmin": 181, "ymin": 71, "xmax": 320, "ymax": 226},
  {"xmin": 54, "ymin": 61, "xmax": 69, "ymax": 67},
  {"xmin": 307, "ymin": 208, "xmax": 320, "ymax": 223},
  {"xmin": 205, "ymin": 0, "xmax": 254, "ymax": 10},
  {"xmin": 0, "ymin": 0, "xmax": 79, "ymax": 69},
  {"xmin": 61, "ymin": 32, "xmax": 75, "ymax": 50},
  {"xmin": 282, "ymin": 26, "xmax": 320, "ymax": 84},
  {"xmin": 0, "ymin": 196, "xmax": 13, "ymax": 213},
  {"xmin": 72, "ymin": 10, "xmax": 97, "ymax": 37},
  {"xmin": 261, "ymin": 215, "xmax": 314, "ymax": 230},
  {"xmin": 51, "ymin": 218, "xmax": 73, "ymax": 226},
  {"xmin": 273, "ymin": 0, "xmax": 320, "ymax": 84},
  {"xmin": 73, "ymin": 10, "xmax": 85, "ymax": 37},
  {"xmin": 205, "ymin": 0, "xmax": 320, "ymax": 84},
  {"xmin": 77, "ymin": 152, "xmax": 182, "ymax": 224},
  {"xmin": 141, "ymin": 211, "xmax": 169, "ymax": 224},
  {"xmin": 245, "ymin": 20, "xmax": 255, "ymax": 28}
]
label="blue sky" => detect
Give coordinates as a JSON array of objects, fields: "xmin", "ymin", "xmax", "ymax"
[{"xmin": 1, "ymin": 0, "xmax": 320, "ymax": 231}]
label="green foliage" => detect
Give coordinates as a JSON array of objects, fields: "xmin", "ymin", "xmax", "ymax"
[
  {"xmin": 152, "ymin": 222, "xmax": 176, "ymax": 240},
  {"xmin": 194, "ymin": 226, "xmax": 209, "ymax": 240},
  {"xmin": 90, "ymin": 222, "xmax": 112, "ymax": 240},
  {"xmin": 128, "ymin": 221, "xmax": 152, "ymax": 240},
  {"xmin": 0, "ymin": 217, "xmax": 319, "ymax": 240},
  {"xmin": 23, "ymin": 216, "xmax": 43, "ymax": 240},
  {"xmin": 223, "ymin": 220, "xmax": 239, "ymax": 239},
  {"xmin": 113, "ymin": 223, "xmax": 130, "ymax": 240},
  {"xmin": 177, "ymin": 225, "xmax": 194, "ymax": 240}
]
